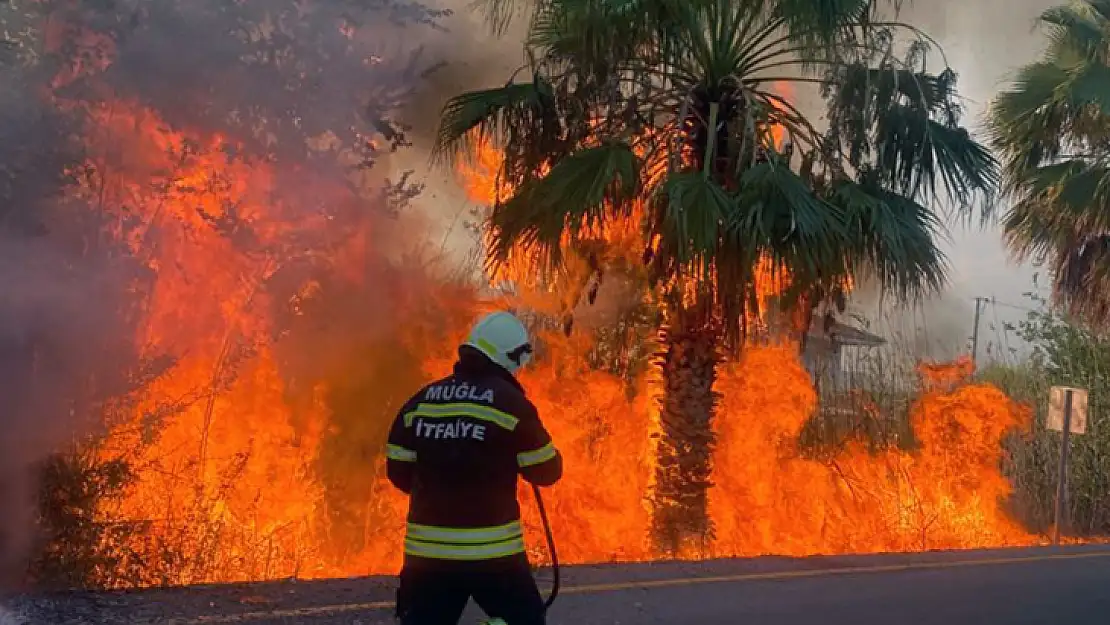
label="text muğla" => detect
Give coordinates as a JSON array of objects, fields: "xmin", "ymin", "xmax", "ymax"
[{"xmin": 424, "ymin": 383, "xmax": 495, "ymax": 403}]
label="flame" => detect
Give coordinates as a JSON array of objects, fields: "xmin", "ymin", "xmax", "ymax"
[
  {"xmin": 712, "ymin": 347, "xmax": 1029, "ymax": 555},
  {"xmin": 769, "ymin": 81, "xmax": 791, "ymax": 150},
  {"xmin": 448, "ymin": 130, "xmax": 1036, "ymax": 564},
  {"xmin": 42, "ymin": 21, "xmax": 1042, "ymax": 589},
  {"xmin": 73, "ymin": 100, "xmax": 337, "ymax": 584}
]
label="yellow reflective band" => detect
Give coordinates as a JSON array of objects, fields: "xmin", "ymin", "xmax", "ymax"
[
  {"xmin": 404, "ymin": 536, "xmax": 526, "ymax": 561},
  {"xmin": 386, "ymin": 444, "xmax": 416, "ymax": 462},
  {"xmin": 403, "ymin": 403, "xmax": 519, "ymax": 431},
  {"xmin": 517, "ymin": 442, "xmax": 557, "ymax": 468},
  {"xmin": 475, "ymin": 337, "xmax": 500, "ymax": 360},
  {"xmin": 406, "ymin": 521, "xmax": 523, "ymax": 545}
]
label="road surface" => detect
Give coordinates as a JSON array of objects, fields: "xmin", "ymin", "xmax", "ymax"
[{"xmin": 9, "ymin": 546, "xmax": 1110, "ymax": 624}]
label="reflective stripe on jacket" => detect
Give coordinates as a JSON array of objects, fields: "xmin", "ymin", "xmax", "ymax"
[{"xmin": 403, "ymin": 521, "xmax": 525, "ymax": 560}]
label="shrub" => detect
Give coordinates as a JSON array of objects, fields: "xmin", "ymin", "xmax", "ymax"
[{"xmin": 980, "ymin": 296, "xmax": 1110, "ymax": 536}]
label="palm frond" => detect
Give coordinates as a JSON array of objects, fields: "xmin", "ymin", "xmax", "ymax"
[
  {"xmin": 1040, "ymin": 3, "xmax": 1107, "ymax": 60},
  {"xmin": 1060, "ymin": 62, "xmax": 1110, "ymax": 117},
  {"xmin": 1003, "ymin": 161, "xmax": 1110, "ymax": 260},
  {"xmin": 729, "ymin": 159, "xmax": 845, "ymax": 277},
  {"xmin": 1028, "ymin": 161, "xmax": 1110, "ymax": 229},
  {"xmin": 488, "ymin": 141, "xmax": 641, "ymax": 266},
  {"xmin": 651, "ymin": 171, "xmax": 734, "ymax": 276},
  {"xmin": 1056, "ymin": 233, "xmax": 1110, "ymax": 327},
  {"xmin": 829, "ymin": 179, "xmax": 947, "ymax": 300},
  {"xmin": 988, "ymin": 62, "xmax": 1073, "ymax": 177},
  {"xmin": 528, "ymin": 0, "xmax": 677, "ymax": 70},
  {"xmin": 431, "ymin": 78, "xmax": 556, "ymax": 165},
  {"xmin": 469, "ymin": 0, "xmax": 524, "ymax": 36},
  {"xmin": 987, "ymin": 1, "xmax": 1110, "ymax": 330},
  {"xmin": 828, "ymin": 63, "xmax": 999, "ymax": 211},
  {"xmin": 773, "ymin": 0, "xmax": 871, "ymax": 43},
  {"xmin": 1088, "ymin": 0, "xmax": 1110, "ymax": 22},
  {"xmin": 716, "ymin": 158, "xmax": 846, "ymax": 340},
  {"xmin": 441, "ymin": 0, "xmax": 989, "ymax": 343}
]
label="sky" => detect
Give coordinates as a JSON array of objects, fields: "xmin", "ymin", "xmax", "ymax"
[{"xmin": 393, "ymin": 0, "xmax": 1064, "ymax": 365}]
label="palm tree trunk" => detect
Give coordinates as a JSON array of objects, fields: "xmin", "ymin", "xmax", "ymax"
[{"xmin": 650, "ymin": 304, "xmax": 719, "ymax": 557}]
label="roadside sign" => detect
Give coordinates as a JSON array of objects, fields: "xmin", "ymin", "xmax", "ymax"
[
  {"xmin": 1047, "ymin": 386, "xmax": 1088, "ymax": 434},
  {"xmin": 1048, "ymin": 385, "xmax": 1089, "ymax": 545}
]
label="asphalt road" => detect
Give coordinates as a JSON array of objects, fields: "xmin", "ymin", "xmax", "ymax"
[
  {"xmin": 544, "ymin": 549, "xmax": 1110, "ymax": 624},
  {"xmin": 11, "ymin": 546, "xmax": 1110, "ymax": 624}
]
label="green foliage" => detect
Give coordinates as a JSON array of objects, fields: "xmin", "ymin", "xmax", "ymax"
[
  {"xmin": 987, "ymin": 0, "xmax": 1110, "ymax": 329},
  {"xmin": 27, "ymin": 450, "xmax": 138, "ymax": 589},
  {"xmin": 980, "ymin": 293, "xmax": 1110, "ymax": 535},
  {"xmin": 488, "ymin": 141, "xmax": 641, "ymax": 267},
  {"xmin": 436, "ymin": 0, "xmax": 997, "ymax": 348},
  {"xmin": 827, "ymin": 179, "xmax": 947, "ymax": 300}
]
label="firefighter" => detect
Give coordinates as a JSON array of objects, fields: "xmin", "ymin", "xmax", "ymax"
[{"xmin": 386, "ymin": 310, "xmax": 563, "ymax": 625}]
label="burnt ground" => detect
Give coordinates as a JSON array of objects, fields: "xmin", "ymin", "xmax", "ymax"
[{"xmin": 6, "ymin": 545, "xmax": 1110, "ymax": 624}]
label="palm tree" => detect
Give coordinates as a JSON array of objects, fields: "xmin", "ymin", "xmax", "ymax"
[
  {"xmin": 988, "ymin": 0, "xmax": 1110, "ymax": 328},
  {"xmin": 435, "ymin": 0, "xmax": 996, "ymax": 556}
]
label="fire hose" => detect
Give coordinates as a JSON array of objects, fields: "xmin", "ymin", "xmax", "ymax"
[
  {"xmin": 533, "ymin": 483, "xmax": 560, "ymax": 611},
  {"xmin": 483, "ymin": 484, "xmax": 559, "ymax": 625}
]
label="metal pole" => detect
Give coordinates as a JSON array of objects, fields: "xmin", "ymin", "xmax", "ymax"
[
  {"xmin": 971, "ymin": 297, "xmax": 984, "ymax": 364},
  {"xmin": 1054, "ymin": 389, "xmax": 1074, "ymax": 546}
]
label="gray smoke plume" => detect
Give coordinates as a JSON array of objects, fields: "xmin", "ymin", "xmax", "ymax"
[
  {"xmin": 0, "ymin": 234, "xmax": 142, "ymax": 585},
  {"xmin": 857, "ymin": 0, "xmax": 1056, "ymax": 362},
  {"xmin": 0, "ymin": 0, "xmax": 463, "ymax": 587},
  {"xmin": 0, "ymin": 13, "xmax": 144, "ymax": 581}
]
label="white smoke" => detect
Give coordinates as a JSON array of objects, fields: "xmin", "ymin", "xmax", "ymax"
[{"xmin": 863, "ymin": 0, "xmax": 1057, "ymax": 363}]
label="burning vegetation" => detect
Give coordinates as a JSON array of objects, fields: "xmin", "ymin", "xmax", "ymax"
[
  {"xmin": 0, "ymin": 0, "xmax": 1045, "ymax": 591},
  {"xmin": 457, "ymin": 141, "xmax": 1034, "ymax": 562}
]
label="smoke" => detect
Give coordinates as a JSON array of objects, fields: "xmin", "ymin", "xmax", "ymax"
[
  {"xmin": 0, "ymin": 0, "xmax": 481, "ymax": 586},
  {"xmin": 0, "ymin": 232, "xmax": 143, "ymax": 581},
  {"xmin": 0, "ymin": 14, "xmax": 143, "ymax": 581},
  {"xmin": 784, "ymin": 0, "xmax": 1056, "ymax": 359},
  {"xmin": 0, "ymin": 0, "xmax": 1060, "ymax": 587},
  {"xmin": 857, "ymin": 0, "xmax": 1055, "ymax": 361},
  {"xmin": 389, "ymin": 1, "xmax": 532, "ymax": 261}
]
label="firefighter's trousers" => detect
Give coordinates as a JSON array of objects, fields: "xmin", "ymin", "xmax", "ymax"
[{"xmin": 396, "ymin": 553, "xmax": 545, "ymax": 625}]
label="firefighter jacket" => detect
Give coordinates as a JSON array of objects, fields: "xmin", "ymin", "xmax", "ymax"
[{"xmin": 385, "ymin": 346, "xmax": 563, "ymax": 561}]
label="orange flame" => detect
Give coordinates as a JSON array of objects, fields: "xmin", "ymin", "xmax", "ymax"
[
  {"xmin": 712, "ymin": 347, "xmax": 1029, "ymax": 555},
  {"xmin": 448, "ymin": 125, "xmax": 1036, "ymax": 565},
  {"xmin": 48, "ymin": 41, "xmax": 1039, "ymax": 589}
]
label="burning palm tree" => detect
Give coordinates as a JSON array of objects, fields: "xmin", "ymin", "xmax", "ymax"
[{"xmin": 433, "ymin": 0, "xmax": 997, "ymax": 555}]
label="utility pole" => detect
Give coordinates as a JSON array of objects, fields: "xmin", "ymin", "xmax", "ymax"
[{"xmin": 970, "ymin": 296, "xmax": 986, "ymax": 364}]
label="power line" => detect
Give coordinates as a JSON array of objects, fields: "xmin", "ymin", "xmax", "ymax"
[
  {"xmin": 970, "ymin": 296, "xmax": 1047, "ymax": 366},
  {"xmin": 988, "ymin": 299, "xmax": 1042, "ymax": 314},
  {"xmin": 969, "ymin": 296, "xmax": 1044, "ymax": 314}
]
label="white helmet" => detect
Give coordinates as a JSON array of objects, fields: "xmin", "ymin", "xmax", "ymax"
[{"xmin": 464, "ymin": 311, "xmax": 533, "ymax": 374}]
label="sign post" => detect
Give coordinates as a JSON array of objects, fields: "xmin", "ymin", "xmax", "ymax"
[{"xmin": 1047, "ymin": 386, "xmax": 1088, "ymax": 545}]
